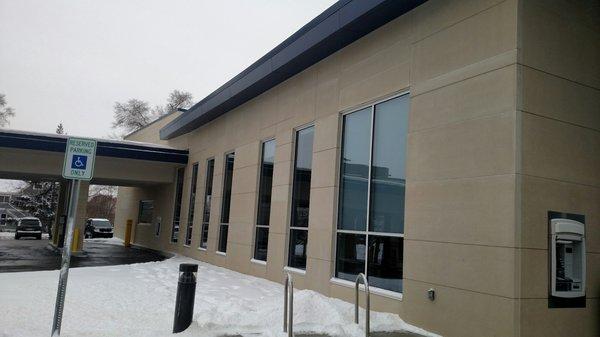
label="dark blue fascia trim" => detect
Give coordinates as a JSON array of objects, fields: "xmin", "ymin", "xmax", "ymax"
[
  {"xmin": 160, "ymin": 0, "xmax": 426, "ymax": 139},
  {"xmin": 0, "ymin": 132, "xmax": 188, "ymax": 164}
]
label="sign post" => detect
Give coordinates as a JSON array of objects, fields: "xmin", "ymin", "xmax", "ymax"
[{"xmin": 51, "ymin": 137, "xmax": 97, "ymax": 337}]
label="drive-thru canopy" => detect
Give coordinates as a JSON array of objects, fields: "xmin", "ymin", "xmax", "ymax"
[{"xmin": 0, "ymin": 129, "xmax": 188, "ymax": 250}]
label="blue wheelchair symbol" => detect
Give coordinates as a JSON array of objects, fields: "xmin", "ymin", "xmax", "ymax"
[{"xmin": 71, "ymin": 155, "xmax": 87, "ymax": 170}]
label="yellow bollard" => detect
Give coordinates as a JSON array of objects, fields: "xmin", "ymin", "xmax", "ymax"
[
  {"xmin": 124, "ymin": 219, "xmax": 132, "ymax": 248},
  {"xmin": 52, "ymin": 223, "xmax": 58, "ymax": 246},
  {"xmin": 71, "ymin": 228, "xmax": 79, "ymax": 252}
]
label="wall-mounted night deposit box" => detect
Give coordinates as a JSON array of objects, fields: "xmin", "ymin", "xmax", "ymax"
[{"xmin": 550, "ymin": 218, "xmax": 586, "ymax": 299}]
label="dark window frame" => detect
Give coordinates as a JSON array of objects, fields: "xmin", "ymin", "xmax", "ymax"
[
  {"xmin": 334, "ymin": 92, "xmax": 409, "ymax": 294},
  {"xmin": 199, "ymin": 158, "xmax": 215, "ymax": 249},
  {"xmin": 287, "ymin": 125, "xmax": 314, "ymax": 270},
  {"xmin": 171, "ymin": 167, "xmax": 185, "ymax": 243},
  {"xmin": 218, "ymin": 152, "xmax": 235, "ymax": 253},
  {"xmin": 253, "ymin": 139, "xmax": 276, "ymax": 261},
  {"xmin": 184, "ymin": 162, "xmax": 199, "ymax": 246}
]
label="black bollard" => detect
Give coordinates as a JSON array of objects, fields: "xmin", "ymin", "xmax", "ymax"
[{"xmin": 173, "ymin": 263, "xmax": 198, "ymax": 333}]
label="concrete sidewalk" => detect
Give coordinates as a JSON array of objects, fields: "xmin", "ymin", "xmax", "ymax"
[{"xmin": 0, "ymin": 237, "xmax": 165, "ymax": 273}]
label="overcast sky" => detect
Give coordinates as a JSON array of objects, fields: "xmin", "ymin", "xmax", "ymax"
[{"xmin": 0, "ymin": 0, "xmax": 336, "ymax": 138}]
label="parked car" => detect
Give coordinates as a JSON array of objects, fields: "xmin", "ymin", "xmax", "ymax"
[
  {"xmin": 84, "ymin": 218, "xmax": 114, "ymax": 238},
  {"xmin": 15, "ymin": 217, "xmax": 42, "ymax": 240}
]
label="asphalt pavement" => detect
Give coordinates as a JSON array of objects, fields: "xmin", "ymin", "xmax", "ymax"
[{"xmin": 0, "ymin": 236, "xmax": 166, "ymax": 273}]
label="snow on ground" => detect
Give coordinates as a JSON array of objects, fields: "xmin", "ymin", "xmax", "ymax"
[
  {"xmin": 83, "ymin": 237, "xmax": 124, "ymax": 245},
  {"xmin": 0, "ymin": 256, "xmax": 439, "ymax": 337},
  {"xmin": 0, "ymin": 232, "xmax": 16, "ymax": 239},
  {"xmin": 0, "ymin": 232, "xmax": 49, "ymax": 240},
  {"xmin": 0, "ymin": 233, "xmax": 118, "ymax": 241},
  {"xmin": 0, "ymin": 179, "xmax": 26, "ymax": 193}
]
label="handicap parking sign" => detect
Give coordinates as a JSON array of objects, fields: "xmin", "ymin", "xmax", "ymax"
[
  {"xmin": 71, "ymin": 155, "xmax": 87, "ymax": 170},
  {"xmin": 62, "ymin": 137, "xmax": 97, "ymax": 180}
]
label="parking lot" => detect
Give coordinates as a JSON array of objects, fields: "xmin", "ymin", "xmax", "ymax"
[{"xmin": 0, "ymin": 235, "xmax": 166, "ymax": 273}]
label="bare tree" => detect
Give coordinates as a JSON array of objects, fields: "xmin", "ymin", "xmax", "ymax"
[
  {"xmin": 0, "ymin": 93, "xmax": 16, "ymax": 127},
  {"xmin": 89, "ymin": 185, "xmax": 117, "ymax": 197},
  {"xmin": 87, "ymin": 194, "xmax": 117, "ymax": 223},
  {"xmin": 153, "ymin": 90, "xmax": 193, "ymax": 117},
  {"xmin": 56, "ymin": 122, "xmax": 65, "ymax": 135},
  {"xmin": 112, "ymin": 98, "xmax": 152, "ymax": 133},
  {"xmin": 111, "ymin": 90, "xmax": 193, "ymax": 138},
  {"xmin": 87, "ymin": 185, "xmax": 118, "ymax": 222}
]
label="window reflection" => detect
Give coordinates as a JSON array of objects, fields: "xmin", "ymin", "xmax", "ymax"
[
  {"xmin": 254, "ymin": 227, "xmax": 269, "ymax": 261},
  {"xmin": 291, "ymin": 127, "xmax": 314, "ymax": 228},
  {"xmin": 171, "ymin": 167, "xmax": 185, "ymax": 243},
  {"xmin": 370, "ymin": 96, "xmax": 408, "ymax": 233},
  {"xmin": 335, "ymin": 94, "xmax": 409, "ymax": 293},
  {"xmin": 218, "ymin": 153, "xmax": 234, "ymax": 253},
  {"xmin": 367, "ymin": 235, "xmax": 403, "ymax": 292},
  {"xmin": 221, "ymin": 153, "xmax": 235, "ymax": 224},
  {"xmin": 254, "ymin": 140, "xmax": 275, "ymax": 261},
  {"xmin": 257, "ymin": 140, "xmax": 275, "ymax": 227},
  {"xmin": 338, "ymin": 108, "xmax": 370, "ymax": 231},
  {"xmin": 185, "ymin": 163, "xmax": 199, "ymax": 246},
  {"xmin": 335, "ymin": 233, "xmax": 366, "ymax": 282},
  {"xmin": 138, "ymin": 200, "xmax": 154, "ymax": 224},
  {"xmin": 288, "ymin": 126, "xmax": 314, "ymax": 270},
  {"xmin": 218, "ymin": 224, "xmax": 228, "ymax": 253},
  {"xmin": 199, "ymin": 159, "xmax": 214, "ymax": 249},
  {"xmin": 288, "ymin": 229, "xmax": 308, "ymax": 269}
]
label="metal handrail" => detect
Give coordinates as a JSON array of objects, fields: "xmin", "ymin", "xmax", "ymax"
[
  {"xmin": 355, "ymin": 273, "xmax": 370, "ymax": 337},
  {"xmin": 283, "ymin": 272, "xmax": 293, "ymax": 337}
]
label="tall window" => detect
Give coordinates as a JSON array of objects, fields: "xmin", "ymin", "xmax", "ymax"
[
  {"xmin": 335, "ymin": 94, "xmax": 409, "ymax": 293},
  {"xmin": 171, "ymin": 167, "xmax": 185, "ymax": 243},
  {"xmin": 199, "ymin": 159, "xmax": 215, "ymax": 249},
  {"xmin": 184, "ymin": 163, "xmax": 199, "ymax": 246},
  {"xmin": 254, "ymin": 140, "xmax": 275, "ymax": 261},
  {"xmin": 288, "ymin": 126, "xmax": 314, "ymax": 270},
  {"xmin": 218, "ymin": 152, "xmax": 234, "ymax": 253}
]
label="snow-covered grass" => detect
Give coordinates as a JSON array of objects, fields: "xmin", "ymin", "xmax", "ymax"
[{"xmin": 0, "ymin": 256, "xmax": 438, "ymax": 337}]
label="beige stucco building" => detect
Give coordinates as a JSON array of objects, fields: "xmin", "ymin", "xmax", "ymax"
[{"xmin": 114, "ymin": 1, "xmax": 600, "ymax": 336}]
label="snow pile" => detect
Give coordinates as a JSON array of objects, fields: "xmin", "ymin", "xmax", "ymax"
[
  {"xmin": 83, "ymin": 237, "xmax": 124, "ymax": 245},
  {"xmin": 0, "ymin": 232, "xmax": 49, "ymax": 240},
  {"xmin": 0, "ymin": 179, "xmax": 26, "ymax": 193},
  {"xmin": 0, "ymin": 256, "xmax": 438, "ymax": 337},
  {"xmin": 0, "ymin": 232, "xmax": 16, "ymax": 239}
]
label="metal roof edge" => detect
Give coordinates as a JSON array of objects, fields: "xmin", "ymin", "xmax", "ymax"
[
  {"xmin": 160, "ymin": 0, "xmax": 426, "ymax": 140},
  {"xmin": 0, "ymin": 129, "xmax": 188, "ymax": 164}
]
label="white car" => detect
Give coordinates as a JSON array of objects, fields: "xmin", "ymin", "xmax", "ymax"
[{"xmin": 15, "ymin": 217, "xmax": 42, "ymax": 240}]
